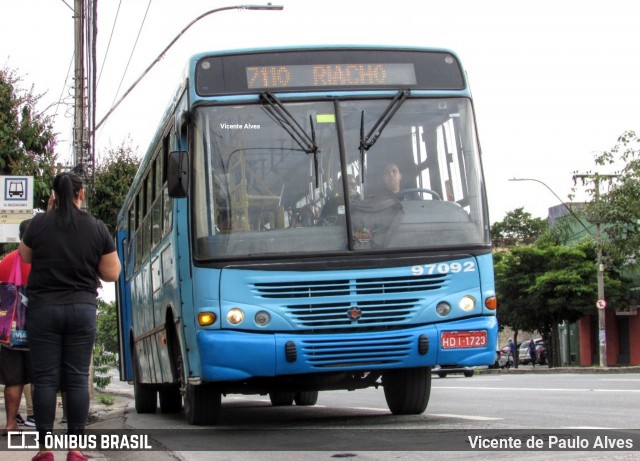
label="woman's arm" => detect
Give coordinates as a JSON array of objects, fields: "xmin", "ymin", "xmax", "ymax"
[
  {"xmin": 98, "ymin": 251, "xmax": 121, "ymax": 282},
  {"xmin": 18, "ymin": 242, "xmax": 32, "ymax": 263}
]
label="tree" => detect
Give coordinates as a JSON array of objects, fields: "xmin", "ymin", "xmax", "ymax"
[
  {"xmin": 491, "ymin": 207, "xmax": 549, "ymax": 356},
  {"xmin": 96, "ymin": 298, "xmax": 118, "ymax": 354},
  {"xmin": 584, "ymin": 130, "xmax": 640, "ymax": 270},
  {"xmin": 494, "ymin": 241, "xmax": 630, "ymax": 367},
  {"xmin": 0, "ymin": 67, "xmax": 57, "ymax": 211},
  {"xmin": 90, "ymin": 139, "xmax": 141, "ymax": 235},
  {"xmin": 491, "ymin": 207, "xmax": 548, "ymax": 247}
]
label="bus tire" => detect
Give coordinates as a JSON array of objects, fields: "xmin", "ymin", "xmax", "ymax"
[
  {"xmin": 269, "ymin": 392, "xmax": 295, "ymax": 406},
  {"xmin": 159, "ymin": 386, "xmax": 182, "ymax": 413},
  {"xmin": 184, "ymin": 383, "xmax": 221, "ymax": 425},
  {"xmin": 294, "ymin": 391, "xmax": 318, "ymax": 406},
  {"xmin": 382, "ymin": 367, "xmax": 431, "ymax": 415},
  {"xmin": 133, "ymin": 348, "xmax": 157, "ymax": 414}
]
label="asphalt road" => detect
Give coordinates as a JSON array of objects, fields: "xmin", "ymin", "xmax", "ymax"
[
  {"xmin": 5, "ymin": 369, "xmax": 639, "ymax": 461},
  {"xmin": 98, "ymin": 369, "xmax": 640, "ymax": 460}
]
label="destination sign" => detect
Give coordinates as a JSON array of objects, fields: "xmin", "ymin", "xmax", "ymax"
[
  {"xmin": 195, "ymin": 49, "xmax": 466, "ymax": 95},
  {"xmin": 246, "ymin": 63, "xmax": 417, "ymax": 89}
]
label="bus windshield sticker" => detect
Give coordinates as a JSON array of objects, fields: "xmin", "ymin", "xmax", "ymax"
[{"xmin": 316, "ymin": 114, "xmax": 335, "ymax": 123}]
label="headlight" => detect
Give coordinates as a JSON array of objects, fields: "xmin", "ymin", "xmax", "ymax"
[
  {"xmin": 459, "ymin": 296, "xmax": 476, "ymax": 312},
  {"xmin": 255, "ymin": 311, "xmax": 271, "ymax": 326},
  {"xmin": 436, "ymin": 302, "xmax": 451, "ymax": 316},
  {"xmin": 227, "ymin": 308, "xmax": 244, "ymax": 325}
]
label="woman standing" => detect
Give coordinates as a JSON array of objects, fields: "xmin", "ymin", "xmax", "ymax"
[{"xmin": 19, "ymin": 172, "xmax": 121, "ymax": 461}]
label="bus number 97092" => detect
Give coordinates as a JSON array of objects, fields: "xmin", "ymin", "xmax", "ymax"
[{"xmin": 412, "ymin": 261, "xmax": 476, "ymax": 276}]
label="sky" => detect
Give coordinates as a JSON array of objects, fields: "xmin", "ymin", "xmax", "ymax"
[{"xmin": 2, "ymin": 0, "xmax": 640, "ymax": 224}]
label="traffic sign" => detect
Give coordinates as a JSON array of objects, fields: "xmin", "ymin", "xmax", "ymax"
[
  {"xmin": 0, "ymin": 176, "xmax": 34, "ymax": 242},
  {"xmin": 0, "ymin": 176, "xmax": 33, "ymax": 210},
  {"xmin": 596, "ymin": 299, "xmax": 607, "ymax": 310}
]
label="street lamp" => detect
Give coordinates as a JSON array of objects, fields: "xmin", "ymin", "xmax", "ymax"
[
  {"xmin": 94, "ymin": 4, "xmax": 284, "ymax": 131},
  {"xmin": 510, "ymin": 177, "xmax": 606, "ymax": 367},
  {"xmin": 508, "ymin": 178, "xmax": 592, "ymax": 236}
]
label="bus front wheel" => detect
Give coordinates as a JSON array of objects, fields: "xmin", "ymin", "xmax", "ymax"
[
  {"xmin": 294, "ymin": 391, "xmax": 319, "ymax": 406},
  {"xmin": 382, "ymin": 367, "xmax": 431, "ymax": 415},
  {"xmin": 184, "ymin": 383, "xmax": 221, "ymax": 425},
  {"xmin": 269, "ymin": 392, "xmax": 294, "ymax": 406}
]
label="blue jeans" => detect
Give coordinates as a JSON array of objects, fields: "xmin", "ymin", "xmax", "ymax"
[{"xmin": 27, "ymin": 303, "xmax": 96, "ymax": 438}]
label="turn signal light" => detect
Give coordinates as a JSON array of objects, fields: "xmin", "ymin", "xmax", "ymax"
[
  {"xmin": 198, "ymin": 312, "xmax": 216, "ymax": 326},
  {"xmin": 485, "ymin": 296, "xmax": 498, "ymax": 310}
]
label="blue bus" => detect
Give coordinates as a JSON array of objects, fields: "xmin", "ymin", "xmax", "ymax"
[{"xmin": 115, "ymin": 46, "xmax": 498, "ymax": 425}]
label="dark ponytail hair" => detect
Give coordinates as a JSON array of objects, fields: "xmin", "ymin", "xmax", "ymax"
[{"xmin": 52, "ymin": 172, "xmax": 84, "ymax": 227}]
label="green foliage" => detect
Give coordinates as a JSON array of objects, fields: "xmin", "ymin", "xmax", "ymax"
[
  {"xmin": 90, "ymin": 138, "xmax": 141, "ymax": 235},
  {"xmin": 96, "ymin": 298, "xmax": 118, "ymax": 354},
  {"xmin": 581, "ymin": 130, "xmax": 640, "ymax": 269},
  {"xmin": 98, "ymin": 394, "xmax": 115, "ymax": 406},
  {"xmin": 495, "ymin": 241, "xmax": 630, "ymax": 366},
  {"xmin": 491, "ymin": 207, "xmax": 548, "ymax": 246},
  {"xmin": 93, "ymin": 344, "xmax": 117, "ymax": 390},
  {"xmin": 0, "ymin": 67, "xmax": 57, "ymax": 211}
]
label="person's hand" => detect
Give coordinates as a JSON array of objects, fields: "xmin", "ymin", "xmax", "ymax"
[{"xmin": 47, "ymin": 193, "xmax": 56, "ymax": 210}]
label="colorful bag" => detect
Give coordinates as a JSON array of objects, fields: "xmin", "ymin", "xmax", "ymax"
[{"xmin": 0, "ymin": 253, "xmax": 28, "ymax": 349}]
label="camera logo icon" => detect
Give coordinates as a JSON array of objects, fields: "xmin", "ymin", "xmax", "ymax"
[{"xmin": 7, "ymin": 431, "xmax": 39, "ymax": 449}]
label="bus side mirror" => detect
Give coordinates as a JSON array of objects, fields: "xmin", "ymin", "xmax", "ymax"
[{"xmin": 167, "ymin": 150, "xmax": 189, "ymax": 198}]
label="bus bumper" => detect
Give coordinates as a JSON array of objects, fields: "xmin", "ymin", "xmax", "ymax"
[{"xmin": 197, "ymin": 315, "xmax": 497, "ymax": 382}]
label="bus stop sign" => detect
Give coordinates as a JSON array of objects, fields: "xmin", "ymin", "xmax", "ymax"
[{"xmin": 0, "ymin": 176, "xmax": 33, "ymax": 243}]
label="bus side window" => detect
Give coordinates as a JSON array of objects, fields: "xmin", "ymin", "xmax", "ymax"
[
  {"xmin": 152, "ymin": 157, "xmax": 163, "ymax": 246},
  {"xmin": 135, "ymin": 194, "xmax": 143, "ymax": 268},
  {"xmin": 142, "ymin": 176, "xmax": 152, "ymax": 261},
  {"xmin": 126, "ymin": 207, "xmax": 135, "ymax": 279}
]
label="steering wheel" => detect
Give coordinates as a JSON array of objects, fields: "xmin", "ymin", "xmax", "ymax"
[{"xmin": 398, "ymin": 188, "xmax": 442, "ymax": 200}]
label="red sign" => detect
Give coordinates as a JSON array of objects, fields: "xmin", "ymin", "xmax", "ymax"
[{"xmin": 441, "ymin": 330, "xmax": 487, "ymax": 349}]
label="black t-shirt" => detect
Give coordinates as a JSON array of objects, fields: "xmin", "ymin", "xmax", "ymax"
[{"xmin": 23, "ymin": 209, "xmax": 116, "ymax": 308}]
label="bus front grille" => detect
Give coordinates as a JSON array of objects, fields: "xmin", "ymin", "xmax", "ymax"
[
  {"xmin": 300, "ymin": 334, "xmax": 413, "ymax": 368},
  {"xmin": 252, "ymin": 274, "xmax": 445, "ymax": 329}
]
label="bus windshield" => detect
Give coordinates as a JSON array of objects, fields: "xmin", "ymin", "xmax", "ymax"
[{"xmin": 192, "ymin": 96, "xmax": 487, "ymax": 259}]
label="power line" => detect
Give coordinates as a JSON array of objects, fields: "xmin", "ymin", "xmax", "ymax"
[
  {"xmin": 96, "ymin": 0, "xmax": 123, "ymax": 88},
  {"xmin": 59, "ymin": 0, "xmax": 74, "ymax": 11},
  {"xmin": 108, "ymin": 0, "xmax": 153, "ymax": 119}
]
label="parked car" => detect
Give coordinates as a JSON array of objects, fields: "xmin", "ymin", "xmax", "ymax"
[
  {"xmin": 434, "ymin": 365, "xmax": 475, "ymax": 378},
  {"xmin": 518, "ymin": 338, "xmax": 547, "ymax": 365},
  {"xmin": 493, "ymin": 345, "xmax": 515, "ymax": 369}
]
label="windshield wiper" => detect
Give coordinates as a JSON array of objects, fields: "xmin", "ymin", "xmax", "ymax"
[
  {"xmin": 359, "ymin": 89, "xmax": 410, "ymax": 182},
  {"xmin": 260, "ymin": 92, "xmax": 320, "ymax": 187}
]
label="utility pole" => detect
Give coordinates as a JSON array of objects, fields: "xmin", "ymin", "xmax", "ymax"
[
  {"xmin": 573, "ymin": 173, "xmax": 618, "ymax": 368},
  {"xmin": 73, "ymin": 0, "xmax": 85, "ymax": 168}
]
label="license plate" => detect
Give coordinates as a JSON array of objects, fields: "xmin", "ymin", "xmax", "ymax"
[{"xmin": 441, "ymin": 330, "xmax": 487, "ymax": 349}]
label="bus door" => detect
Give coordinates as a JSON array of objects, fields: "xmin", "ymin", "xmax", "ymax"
[{"xmin": 116, "ymin": 228, "xmax": 134, "ymax": 381}]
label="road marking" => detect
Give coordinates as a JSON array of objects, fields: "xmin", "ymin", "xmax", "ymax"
[
  {"xmin": 434, "ymin": 386, "xmax": 640, "ymax": 393},
  {"xmin": 429, "ymin": 414, "xmax": 502, "ymax": 421}
]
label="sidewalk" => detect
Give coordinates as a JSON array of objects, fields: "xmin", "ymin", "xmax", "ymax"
[
  {"xmin": 482, "ymin": 364, "xmax": 640, "ymax": 374},
  {"xmin": 2, "ymin": 377, "xmax": 134, "ymax": 461}
]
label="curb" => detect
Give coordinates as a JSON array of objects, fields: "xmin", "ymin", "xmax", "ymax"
[
  {"xmin": 88, "ymin": 387, "xmax": 134, "ymax": 423},
  {"xmin": 479, "ymin": 365, "xmax": 640, "ymax": 375}
]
